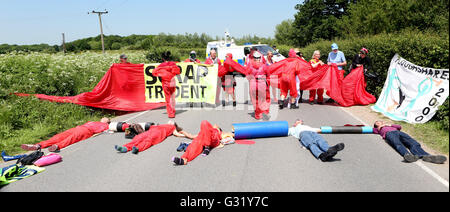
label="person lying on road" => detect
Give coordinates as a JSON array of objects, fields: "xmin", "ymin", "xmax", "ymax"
[
  {"xmin": 172, "ymin": 120, "xmax": 233, "ymax": 165},
  {"xmin": 115, "ymin": 120, "xmax": 184, "ymax": 154},
  {"xmin": 373, "ymin": 121, "xmax": 447, "ymax": 164},
  {"xmin": 288, "ymin": 119, "xmax": 345, "ymax": 162},
  {"xmin": 21, "ymin": 117, "xmax": 111, "ymax": 152}
]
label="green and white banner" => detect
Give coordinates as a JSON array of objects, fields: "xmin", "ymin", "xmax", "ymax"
[{"xmin": 372, "ymin": 54, "xmax": 449, "ymax": 123}]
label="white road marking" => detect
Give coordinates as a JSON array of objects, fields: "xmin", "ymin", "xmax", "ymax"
[{"xmin": 339, "ymin": 107, "xmax": 449, "ymax": 188}]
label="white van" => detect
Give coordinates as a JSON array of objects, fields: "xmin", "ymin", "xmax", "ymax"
[{"xmin": 206, "ymin": 40, "xmax": 285, "ymax": 66}]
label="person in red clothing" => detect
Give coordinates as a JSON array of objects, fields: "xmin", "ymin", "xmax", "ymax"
[
  {"xmin": 184, "ymin": 51, "xmax": 201, "ymax": 63},
  {"xmin": 277, "ymin": 49, "xmax": 301, "ymax": 109},
  {"xmin": 152, "ymin": 51, "xmax": 181, "ymax": 118},
  {"xmin": 241, "ymin": 52, "xmax": 272, "ymax": 120},
  {"xmin": 115, "ymin": 120, "xmax": 184, "ymax": 154},
  {"xmin": 308, "ymin": 50, "xmax": 325, "ymax": 104},
  {"xmin": 172, "ymin": 120, "xmax": 226, "ymax": 165},
  {"xmin": 21, "ymin": 117, "xmax": 111, "ymax": 152}
]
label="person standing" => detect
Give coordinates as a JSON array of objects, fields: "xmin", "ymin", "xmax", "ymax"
[
  {"xmin": 309, "ymin": 50, "xmax": 325, "ymax": 104},
  {"xmin": 119, "ymin": 54, "xmax": 130, "ymax": 64},
  {"xmin": 246, "ymin": 52, "xmax": 271, "ymax": 120},
  {"xmin": 327, "ymin": 43, "xmax": 347, "ymax": 80},
  {"xmin": 152, "ymin": 51, "xmax": 181, "ymax": 118},
  {"xmin": 184, "ymin": 51, "xmax": 201, "ymax": 63},
  {"xmin": 267, "ymin": 51, "xmax": 279, "ymax": 102},
  {"xmin": 350, "ymin": 48, "xmax": 372, "ymax": 73}
]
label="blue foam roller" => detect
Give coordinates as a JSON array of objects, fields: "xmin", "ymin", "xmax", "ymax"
[{"xmin": 232, "ymin": 121, "xmax": 289, "ymax": 139}]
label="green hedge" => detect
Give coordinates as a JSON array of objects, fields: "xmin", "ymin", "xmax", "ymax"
[{"xmin": 296, "ymin": 30, "xmax": 449, "ymax": 130}]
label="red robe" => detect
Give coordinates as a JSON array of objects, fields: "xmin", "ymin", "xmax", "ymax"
[
  {"xmin": 246, "ymin": 60, "xmax": 271, "ymax": 119},
  {"xmin": 152, "ymin": 62, "xmax": 181, "ymax": 118},
  {"xmin": 182, "ymin": 120, "xmax": 221, "ymax": 162},
  {"xmin": 123, "ymin": 124, "xmax": 175, "ymax": 152},
  {"xmin": 38, "ymin": 122, "xmax": 108, "ymax": 149}
]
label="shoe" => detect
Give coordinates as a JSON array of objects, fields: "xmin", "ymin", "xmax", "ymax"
[
  {"xmin": 233, "ymin": 101, "xmax": 237, "ymax": 107},
  {"xmin": 330, "ymin": 143, "xmax": 345, "ymax": 152},
  {"xmin": 183, "ymin": 143, "xmax": 189, "ymax": 152},
  {"xmin": 403, "ymin": 153, "xmax": 420, "ymax": 163},
  {"xmin": 318, "ymin": 152, "xmax": 329, "ymax": 162},
  {"xmin": 1, "ymin": 151, "xmax": 27, "ymax": 162},
  {"xmin": 278, "ymin": 100, "xmax": 284, "ymax": 110},
  {"xmin": 309, "ymin": 101, "xmax": 314, "ymax": 105},
  {"xmin": 222, "ymin": 100, "xmax": 226, "ymax": 107},
  {"xmin": 326, "ymin": 98, "xmax": 335, "ymax": 103},
  {"xmin": 318, "ymin": 101, "xmax": 324, "ymax": 105},
  {"xmin": 290, "ymin": 104, "xmax": 299, "ymax": 109},
  {"xmin": 422, "ymin": 155, "xmax": 447, "ymax": 164},
  {"xmin": 177, "ymin": 143, "xmax": 186, "ymax": 152},
  {"xmin": 48, "ymin": 144, "xmax": 60, "ymax": 152},
  {"xmin": 21, "ymin": 144, "xmax": 41, "ymax": 151},
  {"xmin": 202, "ymin": 147, "xmax": 211, "ymax": 156},
  {"xmin": 115, "ymin": 145, "xmax": 128, "ymax": 153},
  {"xmin": 131, "ymin": 146, "xmax": 139, "ymax": 154}
]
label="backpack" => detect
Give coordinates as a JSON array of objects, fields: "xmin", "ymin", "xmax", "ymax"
[{"xmin": 17, "ymin": 149, "xmax": 44, "ymax": 166}]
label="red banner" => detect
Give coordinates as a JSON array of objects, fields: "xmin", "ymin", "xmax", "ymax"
[{"xmin": 15, "ymin": 63, "xmax": 165, "ymax": 111}]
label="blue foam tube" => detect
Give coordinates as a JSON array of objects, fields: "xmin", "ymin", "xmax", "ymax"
[{"xmin": 232, "ymin": 121, "xmax": 289, "ymax": 139}]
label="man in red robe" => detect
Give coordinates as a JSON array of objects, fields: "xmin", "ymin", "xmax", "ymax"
[
  {"xmin": 172, "ymin": 120, "xmax": 223, "ymax": 165},
  {"xmin": 115, "ymin": 120, "xmax": 183, "ymax": 154},
  {"xmin": 21, "ymin": 117, "xmax": 111, "ymax": 152},
  {"xmin": 152, "ymin": 51, "xmax": 181, "ymax": 118}
]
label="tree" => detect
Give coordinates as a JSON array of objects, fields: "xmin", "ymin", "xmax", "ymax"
[
  {"xmin": 336, "ymin": 0, "xmax": 449, "ymax": 37},
  {"xmin": 291, "ymin": 0, "xmax": 351, "ymax": 47},
  {"xmin": 275, "ymin": 19, "xmax": 296, "ymax": 45}
]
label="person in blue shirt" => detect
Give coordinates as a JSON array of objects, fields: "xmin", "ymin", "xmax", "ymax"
[{"xmin": 327, "ymin": 43, "xmax": 347, "ymax": 79}]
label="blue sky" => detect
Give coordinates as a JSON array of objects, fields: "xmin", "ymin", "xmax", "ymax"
[{"xmin": 0, "ymin": 0, "xmax": 300, "ymax": 45}]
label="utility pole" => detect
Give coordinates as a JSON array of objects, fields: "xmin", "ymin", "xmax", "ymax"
[
  {"xmin": 62, "ymin": 33, "xmax": 66, "ymax": 54},
  {"xmin": 88, "ymin": 10, "xmax": 108, "ymax": 53}
]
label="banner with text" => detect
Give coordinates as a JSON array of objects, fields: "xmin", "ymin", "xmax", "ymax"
[
  {"xmin": 144, "ymin": 62, "xmax": 218, "ymax": 104},
  {"xmin": 371, "ymin": 54, "xmax": 449, "ymax": 124}
]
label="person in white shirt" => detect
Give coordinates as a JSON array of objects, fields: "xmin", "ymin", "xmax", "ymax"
[{"xmin": 288, "ymin": 119, "xmax": 345, "ymax": 162}]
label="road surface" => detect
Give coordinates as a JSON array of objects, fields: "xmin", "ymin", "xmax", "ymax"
[{"xmin": 1, "ymin": 78, "xmax": 448, "ymax": 192}]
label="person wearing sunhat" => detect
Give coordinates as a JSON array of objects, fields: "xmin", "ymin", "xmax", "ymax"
[
  {"xmin": 327, "ymin": 43, "xmax": 347, "ymax": 80},
  {"xmin": 119, "ymin": 54, "xmax": 130, "ymax": 64}
]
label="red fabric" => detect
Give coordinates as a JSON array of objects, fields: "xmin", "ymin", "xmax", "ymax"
[
  {"xmin": 153, "ymin": 62, "xmax": 181, "ymax": 118},
  {"xmin": 14, "ymin": 63, "xmax": 166, "ymax": 111},
  {"xmin": 38, "ymin": 126, "xmax": 93, "ymax": 149},
  {"xmin": 184, "ymin": 58, "xmax": 201, "ymax": 63},
  {"xmin": 300, "ymin": 65, "xmax": 376, "ymax": 107},
  {"xmin": 341, "ymin": 66, "xmax": 376, "ymax": 106},
  {"xmin": 80, "ymin": 121, "xmax": 109, "ymax": 134},
  {"xmin": 182, "ymin": 120, "xmax": 221, "ymax": 162},
  {"xmin": 300, "ymin": 64, "xmax": 346, "ymax": 105},
  {"xmin": 123, "ymin": 124, "xmax": 175, "ymax": 152},
  {"xmin": 246, "ymin": 61, "xmax": 271, "ymax": 119},
  {"xmin": 204, "ymin": 57, "xmax": 222, "ymax": 66}
]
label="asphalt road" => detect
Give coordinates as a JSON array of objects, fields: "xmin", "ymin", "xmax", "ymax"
[{"xmin": 1, "ymin": 78, "xmax": 448, "ymax": 192}]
